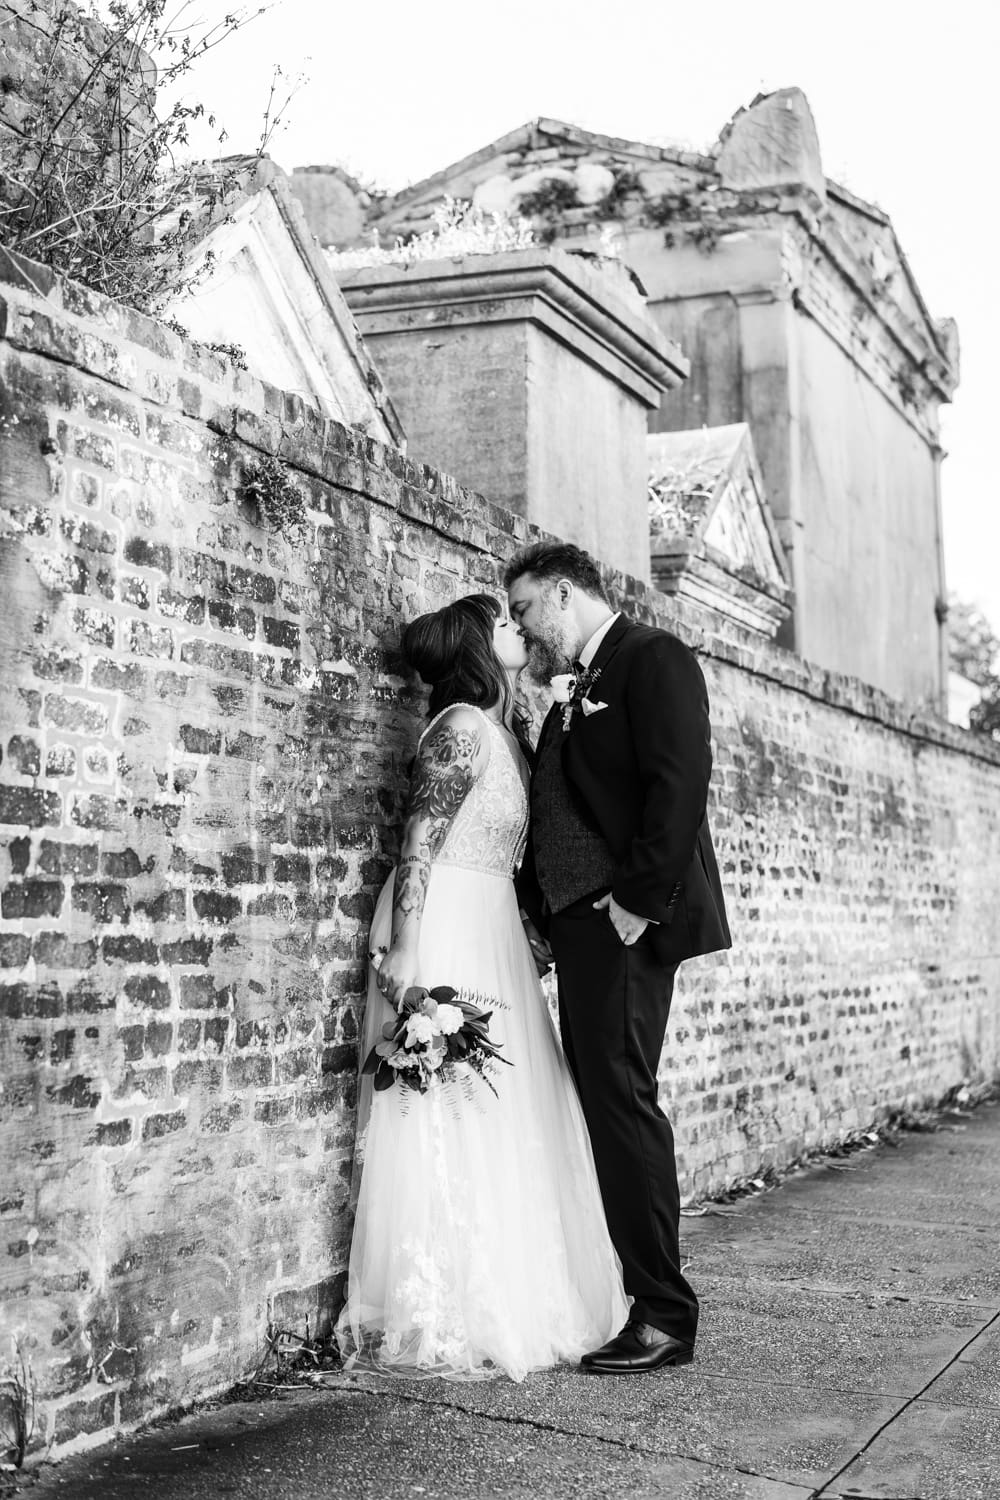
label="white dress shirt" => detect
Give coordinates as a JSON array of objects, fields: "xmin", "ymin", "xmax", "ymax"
[{"xmin": 578, "ymin": 613, "xmax": 621, "ymax": 671}]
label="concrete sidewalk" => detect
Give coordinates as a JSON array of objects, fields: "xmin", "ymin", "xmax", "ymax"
[{"xmin": 20, "ymin": 1100, "xmax": 1000, "ymax": 1500}]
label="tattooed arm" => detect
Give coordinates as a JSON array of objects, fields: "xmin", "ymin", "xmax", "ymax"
[{"xmin": 377, "ymin": 707, "xmax": 488, "ymax": 1007}]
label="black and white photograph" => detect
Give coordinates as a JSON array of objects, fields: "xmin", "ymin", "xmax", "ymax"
[{"xmin": 1, "ymin": 0, "xmax": 998, "ymax": 1495}]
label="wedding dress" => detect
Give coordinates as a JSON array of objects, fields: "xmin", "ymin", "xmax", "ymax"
[{"xmin": 337, "ymin": 704, "xmax": 628, "ymax": 1380}]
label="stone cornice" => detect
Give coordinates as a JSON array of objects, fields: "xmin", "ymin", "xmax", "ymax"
[{"xmin": 336, "ymin": 248, "xmax": 689, "ymax": 406}]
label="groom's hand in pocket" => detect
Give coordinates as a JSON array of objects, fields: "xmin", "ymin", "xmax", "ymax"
[
  {"xmin": 521, "ymin": 914, "xmax": 554, "ymax": 976},
  {"xmin": 593, "ymin": 891, "xmax": 650, "ymax": 946}
]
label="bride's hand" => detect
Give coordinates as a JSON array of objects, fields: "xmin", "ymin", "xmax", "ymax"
[{"xmin": 374, "ymin": 943, "xmax": 419, "ymax": 1009}]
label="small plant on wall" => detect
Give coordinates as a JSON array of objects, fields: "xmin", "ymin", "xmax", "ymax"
[
  {"xmin": 241, "ymin": 454, "xmax": 309, "ymax": 547},
  {"xmin": 0, "ymin": 1338, "xmax": 36, "ymax": 1470}
]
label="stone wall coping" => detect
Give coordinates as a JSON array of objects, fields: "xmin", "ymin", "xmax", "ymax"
[
  {"xmin": 335, "ymin": 246, "xmax": 690, "ymax": 397},
  {"xmin": 2, "ymin": 240, "xmax": 996, "ymax": 771}
]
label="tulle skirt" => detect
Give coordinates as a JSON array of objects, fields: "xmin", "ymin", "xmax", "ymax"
[{"xmin": 336, "ymin": 863, "xmax": 628, "ymax": 1381}]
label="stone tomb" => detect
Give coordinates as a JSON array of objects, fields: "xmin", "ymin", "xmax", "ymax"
[{"xmin": 336, "ymin": 247, "xmax": 687, "ymax": 582}]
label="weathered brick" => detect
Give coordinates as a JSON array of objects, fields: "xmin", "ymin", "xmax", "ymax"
[
  {"xmin": 0, "ymin": 934, "xmax": 31, "ymax": 967},
  {"xmin": 66, "ymin": 977, "xmax": 112, "ymax": 1014},
  {"xmin": 192, "ymin": 891, "xmax": 240, "ymax": 923},
  {"xmin": 123, "ymin": 975, "xmax": 171, "ymax": 1010},
  {"xmin": 255, "ymin": 1095, "xmax": 295, "ymax": 1126},
  {"xmin": 37, "ymin": 841, "xmax": 100, "ymax": 877},
  {"xmin": 224, "ymin": 730, "xmax": 265, "ymax": 761},
  {"xmin": 70, "ymin": 794, "xmax": 126, "ymax": 831},
  {"xmin": 2, "ymin": 879, "xmax": 64, "ymax": 918},
  {"xmin": 32, "ymin": 932, "xmax": 98, "ymax": 968},
  {"xmin": 6, "ymin": 735, "xmax": 41, "ymax": 776},
  {"xmin": 0, "ymin": 982, "xmax": 63, "ymax": 1018},
  {"xmin": 90, "ymin": 658, "xmax": 147, "ymax": 696},
  {"xmin": 220, "ymin": 848, "xmax": 265, "ymax": 885},
  {"xmin": 273, "ymin": 853, "xmax": 310, "ymax": 884},
  {"xmin": 144, "ymin": 1021, "xmax": 173, "ymax": 1057},
  {"xmin": 226, "ymin": 1055, "xmax": 273, "ymax": 1089},
  {"xmin": 118, "ymin": 1025, "xmax": 145, "ymax": 1062},
  {"xmin": 134, "ymin": 889, "xmax": 186, "ymax": 922},
  {"xmin": 202, "ymin": 1016, "xmax": 229, "ymax": 1051},
  {"xmin": 157, "ymin": 586, "xmax": 205, "ymax": 623},
  {"xmin": 123, "ymin": 536, "xmax": 172, "ymax": 573},
  {"xmin": 123, "ymin": 619, "xmax": 174, "ymax": 659},
  {"xmin": 42, "ymin": 693, "xmax": 109, "ymax": 735},
  {"xmin": 177, "ymin": 1019, "xmax": 201, "ymax": 1052},
  {"xmin": 208, "ymin": 599, "xmax": 256, "ymax": 638},
  {"xmin": 0, "ymin": 785, "xmax": 62, "ymax": 829},
  {"xmin": 71, "ymin": 606, "xmax": 116, "ymax": 647},
  {"xmin": 100, "ymin": 848, "xmax": 151, "ymax": 879},
  {"xmin": 179, "ymin": 975, "xmax": 231, "ymax": 1010},
  {"xmin": 102, "ymin": 935, "xmax": 159, "ymax": 964},
  {"xmin": 48, "ymin": 1029, "xmax": 75, "ymax": 1064},
  {"xmin": 92, "ymin": 1119, "xmax": 133, "ymax": 1147},
  {"xmin": 59, "ymin": 515, "xmax": 116, "ymax": 552},
  {"xmin": 120, "ymin": 574, "xmax": 151, "ymax": 610},
  {"xmin": 179, "ymin": 724, "xmax": 221, "ymax": 755},
  {"xmin": 262, "ymin": 616, "xmax": 300, "ymax": 651},
  {"xmin": 227, "ymin": 565, "xmax": 275, "ymax": 603},
  {"xmin": 71, "ymin": 882, "xmax": 129, "ymax": 923},
  {"xmin": 45, "ymin": 1074, "xmax": 100, "ymax": 1109},
  {"xmin": 159, "ymin": 936, "xmax": 211, "ymax": 965},
  {"xmin": 180, "ymin": 639, "xmax": 254, "ymax": 679},
  {"xmin": 141, "ymin": 1110, "xmax": 185, "ymax": 1140},
  {"xmin": 8, "ymin": 836, "xmax": 31, "ymax": 875},
  {"xmin": 173, "ymin": 1058, "xmax": 223, "ymax": 1094},
  {"xmin": 45, "ymin": 744, "xmax": 77, "ymax": 778},
  {"xmin": 321, "ymin": 1044, "xmax": 355, "ymax": 1075}
]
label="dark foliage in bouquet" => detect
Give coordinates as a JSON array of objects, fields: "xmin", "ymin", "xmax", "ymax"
[{"xmin": 362, "ymin": 984, "xmax": 511, "ymax": 1098}]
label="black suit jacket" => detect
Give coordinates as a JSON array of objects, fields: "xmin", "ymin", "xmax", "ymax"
[{"xmin": 519, "ymin": 615, "xmax": 731, "ymax": 966}]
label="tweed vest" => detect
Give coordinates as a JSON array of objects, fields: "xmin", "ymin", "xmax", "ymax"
[{"xmin": 531, "ymin": 722, "xmax": 614, "ymax": 914}]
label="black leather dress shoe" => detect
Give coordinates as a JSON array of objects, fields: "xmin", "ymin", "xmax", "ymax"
[{"xmin": 581, "ymin": 1320, "xmax": 694, "ymax": 1374}]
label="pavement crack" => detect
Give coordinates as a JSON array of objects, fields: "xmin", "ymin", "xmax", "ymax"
[
  {"xmin": 810, "ymin": 1304, "xmax": 1000, "ymax": 1498},
  {"xmin": 344, "ymin": 1379, "xmax": 809, "ymax": 1491}
]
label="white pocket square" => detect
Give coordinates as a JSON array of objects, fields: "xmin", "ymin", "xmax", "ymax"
[{"xmin": 581, "ymin": 698, "xmax": 609, "ymax": 716}]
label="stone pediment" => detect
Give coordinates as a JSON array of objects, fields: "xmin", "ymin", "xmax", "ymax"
[
  {"xmin": 363, "ymin": 117, "xmax": 713, "ymax": 243},
  {"xmin": 648, "ymin": 424, "xmax": 791, "ymax": 636},
  {"xmin": 162, "ymin": 168, "xmax": 403, "ymax": 445}
]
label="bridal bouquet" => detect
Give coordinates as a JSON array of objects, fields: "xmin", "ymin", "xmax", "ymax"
[{"xmin": 362, "ymin": 984, "xmax": 511, "ymax": 1097}]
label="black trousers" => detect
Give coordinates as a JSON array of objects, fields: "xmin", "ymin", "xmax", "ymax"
[{"xmin": 549, "ymin": 895, "xmax": 698, "ymax": 1344}]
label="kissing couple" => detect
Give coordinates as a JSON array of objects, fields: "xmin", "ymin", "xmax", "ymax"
[{"xmin": 337, "ymin": 542, "xmax": 731, "ymax": 1379}]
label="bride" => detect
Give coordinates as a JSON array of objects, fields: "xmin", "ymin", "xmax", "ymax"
[{"xmin": 336, "ymin": 593, "xmax": 628, "ymax": 1380}]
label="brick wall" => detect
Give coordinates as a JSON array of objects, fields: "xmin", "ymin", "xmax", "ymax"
[{"xmin": 2, "ymin": 247, "xmax": 999, "ymax": 1456}]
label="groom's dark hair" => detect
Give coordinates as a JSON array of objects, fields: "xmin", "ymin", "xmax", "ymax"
[{"xmin": 503, "ymin": 542, "xmax": 611, "ymax": 604}]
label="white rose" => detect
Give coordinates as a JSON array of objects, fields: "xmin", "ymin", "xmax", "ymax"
[
  {"xmin": 550, "ymin": 673, "xmax": 576, "ymax": 703},
  {"xmin": 434, "ymin": 1003, "xmax": 464, "ymax": 1035},
  {"xmin": 404, "ymin": 1013, "xmax": 437, "ymax": 1047}
]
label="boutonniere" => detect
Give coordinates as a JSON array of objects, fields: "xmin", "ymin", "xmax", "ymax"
[{"xmin": 551, "ymin": 666, "xmax": 603, "ymax": 731}]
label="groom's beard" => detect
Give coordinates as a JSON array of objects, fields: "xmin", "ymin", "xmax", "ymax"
[
  {"xmin": 525, "ymin": 619, "xmax": 575, "ymax": 684},
  {"xmin": 526, "ymin": 637, "xmax": 568, "ymax": 683}
]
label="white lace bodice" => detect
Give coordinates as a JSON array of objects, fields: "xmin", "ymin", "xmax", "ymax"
[{"xmin": 418, "ymin": 704, "xmax": 529, "ymax": 880}]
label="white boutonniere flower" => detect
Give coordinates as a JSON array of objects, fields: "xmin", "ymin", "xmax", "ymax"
[
  {"xmin": 550, "ymin": 673, "xmax": 576, "ymax": 703},
  {"xmin": 580, "ymin": 699, "xmax": 608, "ymax": 717}
]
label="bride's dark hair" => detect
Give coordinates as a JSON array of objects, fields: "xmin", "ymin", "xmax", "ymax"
[{"xmin": 402, "ymin": 594, "xmax": 532, "ymax": 758}]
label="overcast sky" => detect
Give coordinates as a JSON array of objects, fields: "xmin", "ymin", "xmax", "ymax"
[{"xmin": 169, "ymin": 0, "xmax": 999, "ymax": 635}]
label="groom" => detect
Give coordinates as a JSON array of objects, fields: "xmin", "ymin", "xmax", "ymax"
[{"xmin": 506, "ymin": 542, "xmax": 731, "ymax": 1374}]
